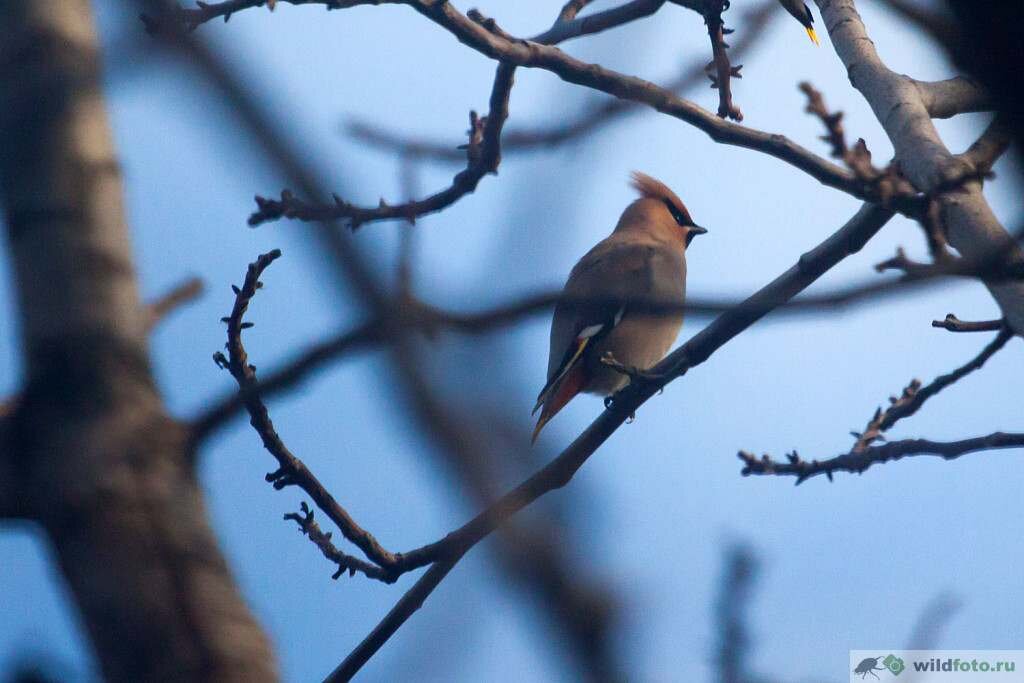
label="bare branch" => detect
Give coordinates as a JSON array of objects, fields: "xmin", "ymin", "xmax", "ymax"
[
  {"xmin": 326, "ymin": 553, "xmax": 462, "ymax": 683},
  {"xmin": 915, "ymin": 76, "xmax": 992, "ymax": 119},
  {"xmin": 816, "ymin": 0, "xmax": 1024, "ymax": 335},
  {"xmin": 214, "ymin": 249, "xmax": 405, "ymax": 579},
  {"xmin": 800, "ymin": 81, "xmax": 922, "ymax": 214},
  {"xmin": 171, "ymin": 0, "xmax": 867, "ymax": 207},
  {"xmin": 189, "ymin": 318, "xmax": 384, "ymax": 449},
  {"xmin": 957, "ymin": 116, "xmax": 1013, "ymax": 176},
  {"xmin": 744, "ymin": 327, "xmax": 1017, "ymax": 482},
  {"xmin": 345, "ymin": 1, "xmax": 776, "ymax": 161},
  {"xmin": 703, "ymin": 0, "xmax": 744, "ymax": 121},
  {"xmin": 932, "ymin": 314, "xmax": 1006, "ymax": 333},
  {"xmin": 249, "ymin": 63, "xmax": 514, "ymax": 228},
  {"xmin": 739, "ymin": 431, "xmax": 1024, "ymax": 484},
  {"xmin": 212, "ymin": 203, "xmax": 892, "ymax": 675},
  {"xmin": 858, "ymin": 327, "xmax": 1015, "ymax": 443}
]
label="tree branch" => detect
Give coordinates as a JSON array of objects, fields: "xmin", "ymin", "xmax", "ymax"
[
  {"xmin": 142, "ymin": 2, "xmax": 629, "ymax": 675},
  {"xmin": 957, "ymin": 115, "xmax": 1013, "ymax": 176},
  {"xmin": 932, "ymin": 313, "xmax": 1006, "ymax": 333},
  {"xmin": 851, "ymin": 327, "xmax": 1014, "ymax": 451},
  {"xmin": 214, "ymin": 249, "xmax": 406, "ymax": 579},
  {"xmin": 345, "ymin": 1, "xmax": 776, "ymax": 161},
  {"xmin": 739, "ymin": 431, "xmax": 1024, "ymax": 483},
  {"xmin": 914, "ymin": 76, "xmax": 992, "ymax": 119},
  {"xmin": 173, "ymin": 0, "xmax": 871, "ymax": 212},
  {"xmin": 249, "ymin": 63, "xmax": 514, "ymax": 228},
  {"xmin": 816, "ymin": 0, "xmax": 1024, "ymax": 334},
  {"xmin": 703, "ymin": 0, "xmax": 744, "ymax": 121},
  {"xmin": 328, "ymin": 202, "xmax": 894, "ymax": 674},
  {"xmin": 207, "ymin": 201, "xmax": 892, "ymax": 676}
]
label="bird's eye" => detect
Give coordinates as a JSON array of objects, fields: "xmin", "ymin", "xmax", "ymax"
[{"xmin": 663, "ymin": 199, "xmax": 688, "ymax": 227}]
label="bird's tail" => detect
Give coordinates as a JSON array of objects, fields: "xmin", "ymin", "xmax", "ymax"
[
  {"xmin": 532, "ymin": 362, "xmax": 587, "ymax": 444},
  {"xmin": 805, "ymin": 26, "xmax": 820, "ymax": 45}
]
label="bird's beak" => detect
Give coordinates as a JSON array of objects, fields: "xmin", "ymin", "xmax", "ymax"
[{"xmin": 688, "ymin": 225, "xmax": 708, "ymax": 236}]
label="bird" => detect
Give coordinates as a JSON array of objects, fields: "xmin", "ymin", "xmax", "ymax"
[
  {"xmin": 778, "ymin": 0, "xmax": 820, "ymax": 45},
  {"xmin": 531, "ymin": 172, "xmax": 707, "ymax": 443}
]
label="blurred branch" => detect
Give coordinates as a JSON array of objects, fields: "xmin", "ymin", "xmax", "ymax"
[
  {"xmin": 0, "ymin": 408, "xmax": 15, "ymax": 519},
  {"xmin": 851, "ymin": 327, "xmax": 1014, "ymax": 452},
  {"xmin": 715, "ymin": 545, "xmax": 757, "ymax": 683},
  {"xmin": 345, "ymin": 1, "xmax": 776, "ymax": 161},
  {"xmin": 905, "ymin": 593, "xmax": 961, "ymax": 649},
  {"xmin": 190, "ymin": 251, "xmax": 1021, "ymax": 448},
  {"xmin": 144, "ymin": 276, "xmax": 204, "ymax": 330},
  {"xmin": 876, "ymin": 0, "xmax": 958, "ymax": 47},
  {"xmin": 739, "ymin": 431, "xmax": 1024, "ymax": 483}
]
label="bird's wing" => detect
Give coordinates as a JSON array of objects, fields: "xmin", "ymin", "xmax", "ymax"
[{"xmin": 535, "ymin": 240, "xmax": 660, "ymax": 411}]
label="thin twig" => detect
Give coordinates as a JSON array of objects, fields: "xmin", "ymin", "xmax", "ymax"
[
  {"xmin": 865, "ymin": 327, "xmax": 1014, "ymax": 439},
  {"xmin": 249, "ymin": 64, "xmax": 514, "ymax": 229},
  {"xmin": 739, "ymin": 431, "xmax": 1024, "ymax": 484},
  {"xmin": 932, "ymin": 314, "xmax": 1006, "ymax": 333},
  {"xmin": 215, "ymin": 250, "xmax": 404, "ymax": 580}
]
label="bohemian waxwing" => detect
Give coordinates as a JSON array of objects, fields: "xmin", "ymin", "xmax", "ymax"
[
  {"xmin": 778, "ymin": 0, "xmax": 820, "ymax": 44},
  {"xmin": 532, "ymin": 172, "xmax": 707, "ymax": 442}
]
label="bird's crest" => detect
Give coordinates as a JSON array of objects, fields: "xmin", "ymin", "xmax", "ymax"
[{"xmin": 630, "ymin": 171, "xmax": 692, "ymax": 225}]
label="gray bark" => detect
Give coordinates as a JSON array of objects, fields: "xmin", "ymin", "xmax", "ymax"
[
  {"xmin": 817, "ymin": 0, "xmax": 1024, "ymax": 334},
  {"xmin": 0, "ymin": 2, "xmax": 277, "ymax": 680}
]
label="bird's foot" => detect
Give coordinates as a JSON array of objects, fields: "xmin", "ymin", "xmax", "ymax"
[{"xmin": 600, "ymin": 352, "xmax": 669, "ymax": 386}]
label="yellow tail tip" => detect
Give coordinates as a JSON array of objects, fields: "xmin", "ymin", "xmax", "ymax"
[{"xmin": 806, "ymin": 26, "xmax": 820, "ymax": 45}]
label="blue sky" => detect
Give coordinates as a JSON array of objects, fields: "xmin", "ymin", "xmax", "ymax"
[{"xmin": 1, "ymin": 1, "xmax": 1021, "ymax": 681}]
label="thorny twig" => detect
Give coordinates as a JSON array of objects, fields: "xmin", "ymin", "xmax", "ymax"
[
  {"xmin": 742, "ymin": 327, "xmax": 1017, "ymax": 481},
  {"xmin": 800, "ymin": 81, "xmax": 921, "ymax": 214},
  {"xmin": 739, "ymin": 431, "xmax": 1024, "ymax": 484},
  {"xmin": 704, "ymin": 0, "xmax": 743, "ymax": 121}
]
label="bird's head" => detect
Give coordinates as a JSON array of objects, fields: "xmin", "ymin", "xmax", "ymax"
[{"xmin": 622, "ymin": 171, "xmax": 708, "ymax": 248}]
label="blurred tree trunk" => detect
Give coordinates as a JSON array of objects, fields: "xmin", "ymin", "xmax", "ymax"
[{"xmin": 0, "ymin": 2, "xmax": 276, "ymax": 680}]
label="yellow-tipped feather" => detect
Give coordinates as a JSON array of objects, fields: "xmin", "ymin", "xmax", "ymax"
[{"xmin": 806, "ymin": 26, "xmax": 820, "ymax": 45}]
